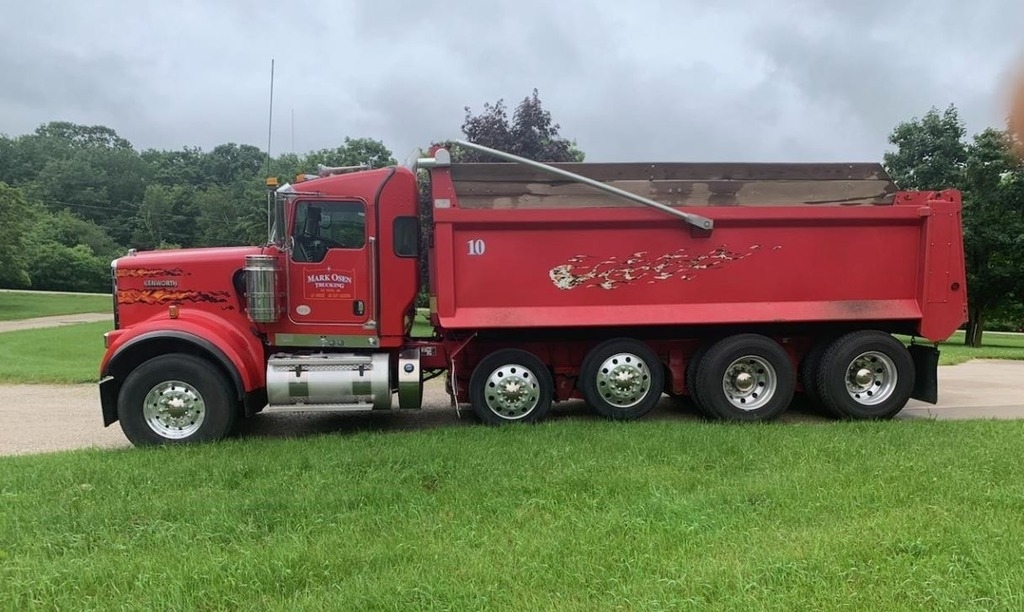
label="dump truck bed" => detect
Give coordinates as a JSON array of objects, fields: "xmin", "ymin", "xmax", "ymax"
[
  {"xmin": 451, "ymin": 161, "xmax": 898, "ymax": 208},
  {"xmin": 428, "ymin": 162, "xmax": 966, "ymax": 342}
]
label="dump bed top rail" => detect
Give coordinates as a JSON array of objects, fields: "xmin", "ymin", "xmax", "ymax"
[
  {"xmin": 450, "ymin": 140, "xmax": 715, "ymax": 230},
  {"xmin": 444, "ymin": 146, "xmax": 898, "ymax": 210}
]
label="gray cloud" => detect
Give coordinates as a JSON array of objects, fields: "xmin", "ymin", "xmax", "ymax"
[{"xmin": 1, "ymin": 0, "xmax": 1021, "ymax": 163}]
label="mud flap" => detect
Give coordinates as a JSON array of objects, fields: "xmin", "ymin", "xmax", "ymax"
[
  {"xmin": 909, "ymin": 343, "xmax": 939, "ymax": 404},
  {"xmin": 99, "ymin": 376, "xmax": 120, "ymax": 426}
]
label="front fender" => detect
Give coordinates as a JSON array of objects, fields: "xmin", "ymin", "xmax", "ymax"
[
  {"xmin": 102, "ymin": 310, "xmax": 264, "ymax": 387},
  {"xmin": 99, "ymin": 311, "xmax": 266, "ymax": 426}
]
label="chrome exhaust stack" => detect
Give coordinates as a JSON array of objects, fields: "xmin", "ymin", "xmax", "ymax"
[{"xmin": 244, "ymin": 254, "xmax": 281, "ymax": 323}]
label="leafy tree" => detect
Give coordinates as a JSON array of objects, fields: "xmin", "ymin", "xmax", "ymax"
[
  {"xmin": 884, "ymin": 106, "xmax": 1024, "ymax": 346},
  {"xmin": 959, "ymin": 128, "xmax": 1024, "ymax": 345},
  {"xmin": 0, "ymin": 136, "xmax": 15, "ymax": 185},
  {"xmin": 271, "ymin": 152, "xmax": 305, "ymax": 183},
  {"xmin": 884, "ymin": 105, "xmax": 968, "ymax": 190},
  {"xmin": 32, "ymin": 155, "xmax": 113, "ymax": 216},
  {"xmin": 0, "ymin": 119, "xmax": 409, "ymax": 290},
  {"xmin": 298, "ymin": 138, "xmax": 396, "ymax": 173},
  {"xmin": 47, "ymin": 209, "xmax": 123, "ymax": 261},
  {"xmin": 201, "ymin": 143, "xmax": 266, "ymax": 185},
  {"xmin": 33, "ymin": 121, "xmax": 133, "ymax": 151},
  {"xmin": 23, "ymin": 242, "xmax": 110, "ymax": 293},
  {"xmin": 17, "ymin": 123, "xmax": 148, "ymax": 245},
  {"xmin": 458, "ymin": 89, "xmax": 585, "ymax": 162},
  {"xmin": 193, "ymin": 185, "xmax": 244, "ymax": 247},
  {"xmin": 22, "ymin": 207, "xmax": 112, "ymax": 292},
  {"xmin": 193, "ymin": 180, "xmax": 269, "ymax": 247},
  {"xmin": 131, "ymin": 184, "xmax": 198, "ymax": 250},
  {"xmin": 0, "ymin": 183, "xmax": 32, "ymax": 288},
  {"xmin": 141, "ymin": 147, "xmax": 207, "ymax": 187}
]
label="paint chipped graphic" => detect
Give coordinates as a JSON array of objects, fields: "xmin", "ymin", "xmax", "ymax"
[
  {"xmin": 117, "ymin": 289, "xmax": 231, "ymax": 305},
  {"xmin": 116, "ymin": 267, "xmax": 186, "ymax": 278},
  {"xmin": 550, "ymin": 244, "xmax": 781, "ymax": 290}
]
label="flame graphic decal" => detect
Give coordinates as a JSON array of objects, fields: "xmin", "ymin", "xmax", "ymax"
[
  {"xmin": 549, "ymin": 244, "xmax": 781, "ymax": 290},
  {"xmin": 116, "ymin": 267, "xmax": 186, "ymax": 278},
  {"xmin": 117, "ymin": 289, "xmax": 231, "ymax": 305}
]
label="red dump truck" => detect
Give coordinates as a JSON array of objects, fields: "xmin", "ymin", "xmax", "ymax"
[{"xmin": 98, "ymin": 141, "xmax": 967, "ymax": 445}]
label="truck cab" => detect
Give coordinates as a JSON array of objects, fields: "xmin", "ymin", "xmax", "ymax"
[
  {"xmin": 100, "ymin": 164, "xmax": 425, "ymax": 445},
  {"xmin": 269, "ymin": 165, "xmax": 421, "ymax": 347}
]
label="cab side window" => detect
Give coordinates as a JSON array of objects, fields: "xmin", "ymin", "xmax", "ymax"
[{"xmin": 292, "ymin": 201, "xmax": 366, "ymax": 262}]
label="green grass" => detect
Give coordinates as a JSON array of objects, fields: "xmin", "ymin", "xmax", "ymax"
[
  {"xmin": 0, "ymin": 291, "xmax": 111, "ymax": 321},
  {"xmin": 411, "ymin": 308, "xmax": 434, "ymax": 338},
  {"xmin": 3, "ymin": 419, "xmax": 1024, "ymax": 609},
  {"xmin": 0, "ymin": 321, "xmax": 110, "ymax": 384},
  {"xmin": 939, "ymin": 330, "xmax": 1024, "ymax": 364},
  {"xmin": 902, "ymin": 330, "xmax": 1024, "ymax": 365}
]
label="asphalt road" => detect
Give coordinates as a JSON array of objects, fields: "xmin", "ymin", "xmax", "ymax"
[{"xmin": 2, "ymin": 360, "xmax": 1023, "ymax": 456}]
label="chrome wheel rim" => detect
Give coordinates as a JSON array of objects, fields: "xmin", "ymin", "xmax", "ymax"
[
  {"xmin": 722, "ymin": 355, "xmax": 776, "ymax": 411},
  {"xmin": 143, "ymin": 380, "xmax": 206, "ymax": 439},
  {"xmin": 845, "ymin": 351, "xmax": 897, "ymax": 405},
  {"xmin": 483, "ymin": 364, "xmax": 540, "ymax": 420},
  {"xmin": 595, "ymin": 352, "xmax": 652, "ymax": 408}
]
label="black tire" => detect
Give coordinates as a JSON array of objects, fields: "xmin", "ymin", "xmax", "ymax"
[
  {"xmin": 469, "ymin": 349, "xmax": 553, "ymax": 425},
  {"xmin": 577, "ymin": 343, "xmax": 601, "ymax": 412},
  {"xmin": 685, "ymin": 341, "xmax": 713, "ymax": 417},
  {"xmin": 580, "ymin": 338, "xmax": 664, "ymax": 420},
  {"xmin": 799, "ymin": 336, "xmax": 840, "ymax": 417},
  {"xmin": 815, "ymin": 331, "xmax": 915, "ymax": 420},
  {"xmin": 692, "ymin": 334, "xmax": 796, "ymax": 421},
  {"xmin": 117, "ymin": 354, "xmax": 238, "ymax": 446}
]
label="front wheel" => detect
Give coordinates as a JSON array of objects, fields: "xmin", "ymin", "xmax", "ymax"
[{"xmin": 117, "ymin": 354, "xmax": 238, "ymax": 446}]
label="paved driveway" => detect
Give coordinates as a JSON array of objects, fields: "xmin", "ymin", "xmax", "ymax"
[{"xmin": 2, "ymin": 359, "xmax": 1022, "ymax": 456}]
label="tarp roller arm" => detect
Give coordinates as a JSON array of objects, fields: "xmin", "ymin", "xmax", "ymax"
[{"xmin": 450, "ymin": 139, "xmax": 714, "ymax": 231}]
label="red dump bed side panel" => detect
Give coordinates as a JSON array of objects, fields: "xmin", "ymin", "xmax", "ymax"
[{"xmin": 430, "ymin": 191, "xmax": 966, "ymax": 342}]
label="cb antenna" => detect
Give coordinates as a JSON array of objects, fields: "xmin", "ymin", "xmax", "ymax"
[
  {"xmin": 264, "ymin": 59, "xmax": 276, "ymax": 243},
  {"xmin": 266, "ymin": 58, "xmax": 275, "ymax": 178}
]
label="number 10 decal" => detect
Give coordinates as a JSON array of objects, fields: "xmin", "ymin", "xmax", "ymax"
[{"xmin": 467, "ymin": 239, "xmax": 486, "ymax": 256}]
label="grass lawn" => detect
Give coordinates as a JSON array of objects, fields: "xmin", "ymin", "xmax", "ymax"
[
  {"xmin": 411, "ymin": 309, "xmax": 434, "ymax": 338},
  {"xmin": 3, "ymin": 419, "xmax": 1024, "ymax": 608},
  {"xmin": 0, "ymin": 321, "xmax": 111, "ymax": 384},
  {"xmin": 0, "ymin": 291, "xmax": 110, "ymax": 321},
  {"xmin": 903, "ymin": 330, "xmax": 1024, "ymax": 365}
]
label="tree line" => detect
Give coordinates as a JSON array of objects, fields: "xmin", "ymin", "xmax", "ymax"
[
  {"xmin": 0, "ymin": 91, "xmax": 1021, "ymax": 344},
  {"xmin": 0, "ymin": 90, "xmax": 580, "ymax": 295},
  {"xmin": 0, "ymin": 124, "xmax": 399, "ymax": 292}
]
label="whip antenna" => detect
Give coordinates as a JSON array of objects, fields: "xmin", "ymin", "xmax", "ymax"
[
  {"xmin": 264, "ymin": 59, "xmax": 276, "ymax": 243},
  {"xmin": 266, "ymin": 59, "xmax": 274, "ymax": 177}
]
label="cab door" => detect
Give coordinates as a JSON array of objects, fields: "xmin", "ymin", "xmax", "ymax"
[{"xmin": 287, "ymin": 199, "xmax": 375, "ymax": 329}]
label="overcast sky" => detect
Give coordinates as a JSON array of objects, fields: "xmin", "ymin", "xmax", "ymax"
[{"xmin": 2, "ymin": 0, "xmax": 1022, "ymax": 163}]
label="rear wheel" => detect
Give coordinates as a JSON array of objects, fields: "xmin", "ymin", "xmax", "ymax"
[
  {"xmin": 117, "ymin": 354, "xmax": 238, "ymax": 446},
  {"xmin": 469, "ymin": 349, "xmax": 553, "ymax": 425},
  {"xmin": 692, "ymin": 334, "xmax": 795, "ymax": 421},
  {"xmin": 815, "ymin": 331, "xmax": 914, "ymax": 420},
  {"xmin": 799, "ymin": 336, "xmax": 839, "ymax": 416},
  {"xmin": 685, "ymin": 341, "xmax": 713, "ymax": 417},
  {"xmin": 580, "ymin": 338, "xmax": 664, "ymax": 420}
]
